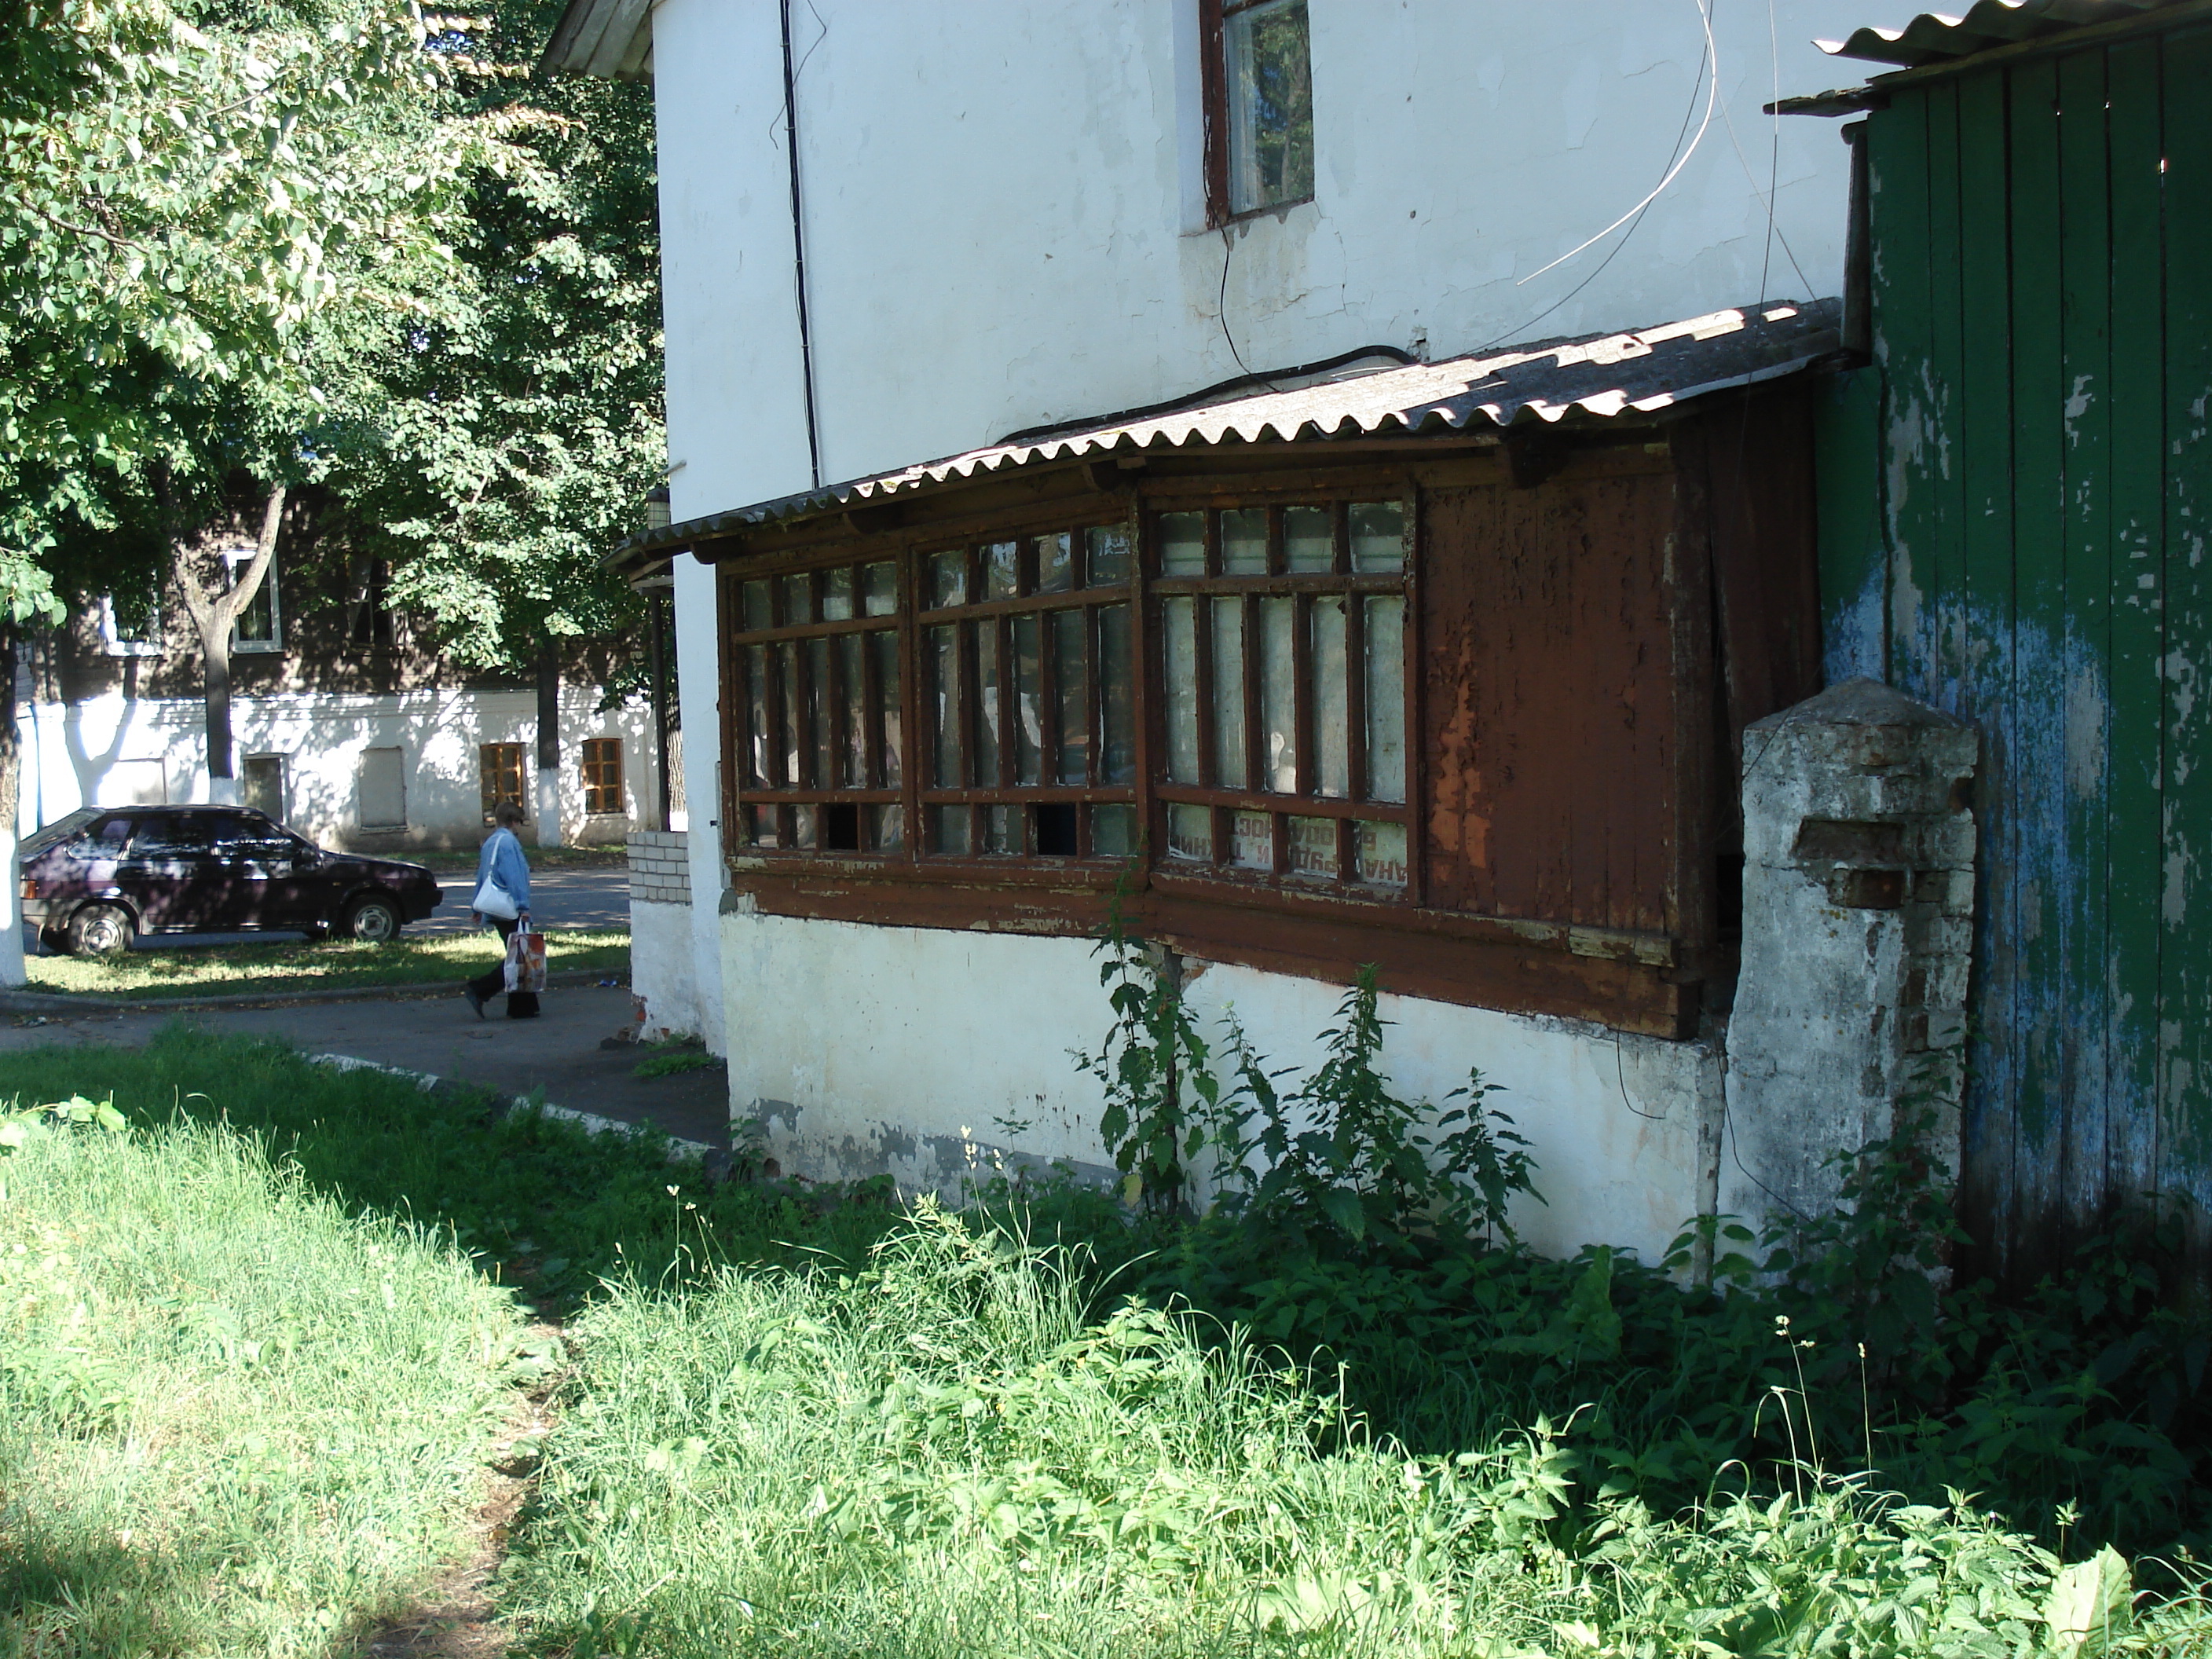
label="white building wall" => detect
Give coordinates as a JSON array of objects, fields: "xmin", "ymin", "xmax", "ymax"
[
  {"xmin": 722, "ymin": 906, "xmax": 1722, "ymax": 1266},
  {"xmin": 17, "ymin": 687, "xmax": 660, "ymax": 851},
  {"xmin": 644, "ymin": 0, "xmax": 1932, "ymax": 1244}
]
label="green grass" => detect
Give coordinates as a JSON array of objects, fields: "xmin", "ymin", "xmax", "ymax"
[
  {"xmin": 0, "ymin": 1098, "xmax": 525, "ymax": 1657},
  {"xmin": 503, "ymin": 1210, "xmax": 2212, "ymax": 1659},
  {"xmin": 24, "ymin": 928, "xmax": 629, "ymax": 1000},
  {"xmin": 5, "ymin": 1034, "xmax": 2211, "ymax": 1656}
]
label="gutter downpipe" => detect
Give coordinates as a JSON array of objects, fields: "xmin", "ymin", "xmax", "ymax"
[{"xmin": 780, "ymin": 0, "xmax": 823, "ymax": 490}]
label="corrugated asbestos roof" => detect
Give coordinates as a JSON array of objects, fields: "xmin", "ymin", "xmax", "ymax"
[
  {"xmin": 540, "ymin": 0, "xmax": 652, "ymax": 80},
  {"xmin": 621, "ymin": 297, "xmax": 1842, "ymax": 566},
  {"xmin": 1819, "ymin": 0, "xmax": 2189, "ymax": 66}
]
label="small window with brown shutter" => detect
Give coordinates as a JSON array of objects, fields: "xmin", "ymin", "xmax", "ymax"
[
  {"xmin": 479, "ymin": 744, "xmax": 526, "ymax": 825},
  {"xmin": 581, "ymin": 738, "xmax": 625, "ymax": 816}
]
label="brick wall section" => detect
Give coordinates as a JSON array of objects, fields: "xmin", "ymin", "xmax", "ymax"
[
  {"xmin": 1723, "ymin": 679, "xmax": 1980, "ymax": 1221},
  {"xmin": 628, "ymin": 830, "xmax": 691, "ymax": 906}
]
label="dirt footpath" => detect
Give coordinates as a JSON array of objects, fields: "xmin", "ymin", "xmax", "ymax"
[{"xmin": 0, "ymin": 976, "xmax": 731, "ymax": 1148}]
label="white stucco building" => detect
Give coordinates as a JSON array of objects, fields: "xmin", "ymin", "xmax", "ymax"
[{"xmin": 556, "ymin": 0, "xmax": 1960, "ymax": 1262}]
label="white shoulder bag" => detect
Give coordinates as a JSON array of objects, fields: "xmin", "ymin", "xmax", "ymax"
[{"xmin": 472, "ymin": 835, "xmax": 522, "ymax": 920}]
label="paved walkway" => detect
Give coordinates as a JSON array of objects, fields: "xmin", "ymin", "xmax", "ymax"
[{"xmin": 0, "ymin": 972, "xmax": 731, "ymax": 1149}]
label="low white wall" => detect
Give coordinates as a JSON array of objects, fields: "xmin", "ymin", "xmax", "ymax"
[
  {"xmin": 719, "ymin": 905, "xmax": 1720, "ymax": 1265},
  {"xmin": 18, "ymin": 686, "xmax": 660, "ymax": 851},
  {"xmin": 631, "ymin": 898, "xmax": 705, "ymax": 1042}
]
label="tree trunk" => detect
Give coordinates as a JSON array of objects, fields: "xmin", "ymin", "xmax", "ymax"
[
  {"xmin": 0, "ymin": 629, "xmax": 24, "ymax": 985},
  {"xmin": 535, "ymin": 649, "xmax": 563, "ymax": 848},
  {"xmin": 172, "ymin": 483, "xmax": 284, "ymax": 801}
]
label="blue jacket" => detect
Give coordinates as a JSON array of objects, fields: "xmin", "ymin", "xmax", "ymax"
[{"xmin": 475, "ymin": 827, "xmax": 532, "ymax": 914}]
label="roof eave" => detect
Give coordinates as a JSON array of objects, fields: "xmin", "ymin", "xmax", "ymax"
[{"xmin": 540, "ymin": 0, "xmax": 654, "ymax": 81}]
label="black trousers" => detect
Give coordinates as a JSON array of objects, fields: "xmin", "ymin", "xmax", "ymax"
[{"xmin": 467, "ymin": 916, "xmax": 541, "ymax": 1018}]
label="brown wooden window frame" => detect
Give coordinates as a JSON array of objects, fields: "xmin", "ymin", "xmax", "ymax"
[
  {"xmin": 580, "ymin": 738, "xmax": 625, "ymax": 817},
  {"xmin": 1202, "ymin": 0, "xmax": 1317, "ymax": 227},
  {"xmin": 720, "ymin": 492, "xmax": 1415, "ymax": 906},
  {"xmin": 479, "ymin": 742, "xmax": 526, "ymax": 825}
]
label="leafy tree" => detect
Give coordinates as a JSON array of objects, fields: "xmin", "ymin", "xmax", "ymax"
[{"xmin": 314, "ymin": 0, "xmax": 665, "ymax": 680}]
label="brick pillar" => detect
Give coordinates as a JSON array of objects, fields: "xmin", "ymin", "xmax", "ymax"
[{"xmin": 1722, "ymin": 679, "xmax": 1979, "ymax": 1221}]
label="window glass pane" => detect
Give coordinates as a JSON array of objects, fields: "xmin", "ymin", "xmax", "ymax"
[
  {"xmin": 1013, "ymin": 615, "xmax": 1043, "ymax": 784},
  {"xmin": 1364, "ymin": 596, "xmax": 1406, "ymax": 804},
  {"xmin": 1167, "ymin": 803, "xmax": 1212, "ymax": 862},
  {"xmin": 1350, "ymin": 501, "xmax": 1405, "ymax": 572},
  {"xmin": 1231, "ymin": 810, "xmax": 1273, "ymax": 870},
  {"xmin": 778, "ymin": 641, "xmax": 801, "ymax": 786},
  {"xmin": 1213, "ymin": 597, "xmax": 1247, "ymax": 789},
  {"xmin": 862, "ymin": 562, "xmax": 898, "ymax": 616},
  {"xmin": 873, "ymin": 630, "xmax": 903, "ymax": 787},
  {"xmin": 1287, "ymin": 815, "xmax": 1338, "ymax": 878},
  {"xmin": 929, "ymin": 550, "xmax": 967, "ymax": 609},
  {"xmin": 1091, "ymin": 804, "xmax": 1137, "ymax": 859},
  {"xmin": 929, "ymin": 625, "xmax": 962, "ymax": 786},
  {"xmin": 1160, "ymin": 511, "xmax": 1206, "ymax": 576},
  {"xmin": 1053, "ymin": 608, "xmax": 1089, "ymax": 786},
  {"xmin": 1221, "ymin": 507, "xmax": 1268, "ymax": 575},
  {"xmin": 1286, "ymin": 505, "xmax": 1332, "ymax": 573},
  {"xmin": 1313, "ymin": 595, "xmax": 1349, "ymax": 798},
  {"xmin": 821, "ymin": 565, "xmax": 854, "ymax": 621},
  {"xmin": 1038, "ymin": 532, "xmax": 1075, "ymax": 595},
  {"xmin": 807, "ymin": 636, "xmax": 833, "ymax": 786},
  {"xmin": 1260, "ymin": 595, "xmax": 1298, "ymax": 792},
  {"xmin": 928, "ymin": 804, "xmax": 970, "ymax": 855},
  {"xmin": 1225, "ymin": 0, "xmax": 1314, "ymax": 215},
  {"xmin": 1163, "ymin": 597, "xmax": 1199, "ymax": 784},
  {"xmin": 983, "ymin": 540, "xmax": 1020, "ymax": 601},
  {"xmin": 1035, "ymin": 803, "xmax": 1080, "ymax": 857},
  {"xmin": 781, "ymin": 573, "xmax": 814, "ymax": 625},
  {"xmin": 742, "ymin": 580, "xmax": 773, "ymax": 632},
  {"xmin": 983, "ymin": 804, "xmax": 1016, "ymax": 855},
  {"xmin": 974, "ymin": 620, "xmax": 1002, "ymax": 787},
  {"xmin": 793, "ymin": 804, "xmax": 818, "ymax": 849},
  {"xmin": 1357, "ymin": 821, "xmax": 1408, "ymax": 887},
  {"xmin": 1086, "ymin": 526, "xmax": 1132, "ymax": 585},
  {"xmin": 870, "ymin": 803, "xmax": 903, "ymax": 851},
  {"xmin": 840, "ymin": 633, "xmax": 866, "ymax": 786},
  {"xmin": 749, "ymin": 803, "xmax": 779, "ymax": 848},
  {"xmin": 745, "ymin": 646, "xmax": 771, "ymax": 786},
  {"xmin": 1098, "ymin": 603, "xmax": 1134, "ymax": 786}
]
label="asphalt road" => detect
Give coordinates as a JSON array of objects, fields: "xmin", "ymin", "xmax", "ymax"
[{"xmin": 20, "ymin": 865, "xmax": 632, "ymax": 955}]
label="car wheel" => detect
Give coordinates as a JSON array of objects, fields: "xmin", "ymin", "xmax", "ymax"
[
  {"xmin": 68, "ymin": 904, "xmax": 132, "ymax": 958},
  {"xmin": 37, "ymin": 925, "xmax": 68, "ymax": 955},
  {"xmin": 343, "ymin": 894, "xmax": 402, "ymax": 944}
]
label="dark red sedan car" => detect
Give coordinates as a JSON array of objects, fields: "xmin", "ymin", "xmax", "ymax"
[{"xmin": 20, "ymin": 805, "xmax": 443, "ymax": 955}]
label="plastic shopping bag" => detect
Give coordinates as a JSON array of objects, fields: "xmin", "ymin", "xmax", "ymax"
[{"xmin": 504, "ymin": 929, "xmax": 548, "ymax": 995}]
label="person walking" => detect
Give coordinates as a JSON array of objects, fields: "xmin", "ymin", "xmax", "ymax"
[{"xmin": 463, "ymin": 800, "xmax": 540, "ymax": 1019}]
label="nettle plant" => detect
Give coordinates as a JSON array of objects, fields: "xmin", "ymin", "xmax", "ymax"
[{"xmin": 1082, "ymin": 923, "xmax": 1540, "ymax": 1251}]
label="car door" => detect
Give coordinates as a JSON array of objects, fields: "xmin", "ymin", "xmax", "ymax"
[
  {"xmin": 114, "ymin": 812, "xmax": 218, "ymax": 931},
  {"xmin": 206, "ymin": 811, "xmax": 284, "ymax": 928}
]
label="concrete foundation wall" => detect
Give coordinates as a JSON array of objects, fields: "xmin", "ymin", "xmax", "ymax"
[
  {"xmin": 720, "ymin": 904, "xmax": 1720, "ymax": 1265},
  {"xmin": 17, "ymin": 687, "xmax": 660, "ymax": 851}
]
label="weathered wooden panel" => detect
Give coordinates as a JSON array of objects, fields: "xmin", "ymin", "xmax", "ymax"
[
  {"xmin": 1422, "ymin": 474, "xmax": 1682, "ymax": 936},
  {"xmin": 1840, "ymin": 23, "xmax": 2212, "ymax": 1280}
]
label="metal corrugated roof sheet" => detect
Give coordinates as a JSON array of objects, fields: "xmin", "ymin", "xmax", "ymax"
[
  {"xmin": 1818, "ymin": 0, "xmax": 2188, "ymax": 67},
  {"xmin": 621, "ymin": 297, "xmax": 1842, "ymax": 565},
  {"xmin": 540, "ymin": 0, "xmax": 652, "ymax": 80}
]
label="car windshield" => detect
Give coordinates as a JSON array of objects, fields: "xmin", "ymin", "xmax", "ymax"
[{"xmin": 20, "ymin": 808, "xmax": 101, "ymax": 857}]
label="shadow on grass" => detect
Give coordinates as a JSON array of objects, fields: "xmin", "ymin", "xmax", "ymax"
[{"xmin": 0, "ymin": 1024, "xmax": 898, "ymax": 1313}]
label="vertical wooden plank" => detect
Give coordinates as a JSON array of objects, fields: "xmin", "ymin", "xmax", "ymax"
[
  {"xmin": 2104, "ymin": 38, "xmax": 2166, "ymax": 1216},
  {"xmin": 2160, "ymin": 26, "xmax": 2212, "ymax": 1234},
  {"xmin": 2006, "ymin": 54, "xmax": 2071, "ymax": 1260},
  {"xmin": 1813, "ymin": 368, "xmax": 1888, "ymax": 683},
  {"xmin": 1868, "ymin": 89, "xmax": 1939, "ymax": 705},
  {"xmin": 1924, "ymin": 79, "xmax": 1971, "ymax": 714},
  {"xmin": 2058, "ymin": 46, "xmax": 2115, "ymax": 1232},
  {"xmin": 1954, "ymin": 63, "xmax": 2024, "ymax": 1268}
]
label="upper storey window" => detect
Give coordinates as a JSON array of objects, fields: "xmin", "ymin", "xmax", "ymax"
[{"xmin": 1207, "ymin": 0, "xmax": 1314, "ymax": 222}]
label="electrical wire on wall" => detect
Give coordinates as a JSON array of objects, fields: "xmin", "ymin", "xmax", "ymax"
[{"xmin": 778, "ymin": 0, "xmax": 824, "ymax": 489}]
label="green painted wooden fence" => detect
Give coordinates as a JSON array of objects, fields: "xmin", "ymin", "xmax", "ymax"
[{"xmin": 1816, "ymin": 20, "xmax": 2212, "ymax": 1277}]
